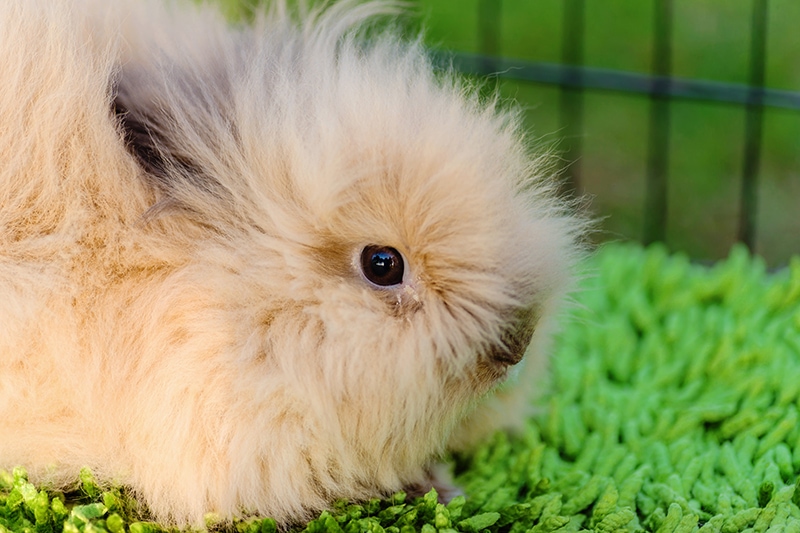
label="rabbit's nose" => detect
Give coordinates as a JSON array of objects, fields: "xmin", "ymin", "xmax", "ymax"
[{"xmin": 487, "ymin": 306, "xmax": 538, "ymax": 366}]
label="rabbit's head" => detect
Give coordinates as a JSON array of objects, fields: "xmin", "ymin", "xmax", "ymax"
[{"xmin": 111, "ymin": 0, "xmax": 584, "ymax": 520}]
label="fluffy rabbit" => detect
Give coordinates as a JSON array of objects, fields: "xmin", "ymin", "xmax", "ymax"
[{"xmin": 0, "ymin": 0, "xmax": 584, "ymax": 526}]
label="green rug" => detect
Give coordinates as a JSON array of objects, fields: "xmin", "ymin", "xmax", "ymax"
[{"xmin": 3, "ymin": 243, "xmax": 800, "ymax": 533}]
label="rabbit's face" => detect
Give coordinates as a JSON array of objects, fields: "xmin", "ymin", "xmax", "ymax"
[{"xmin": 224, "ymin": 70, "xmax": 577, "ymax": 485}]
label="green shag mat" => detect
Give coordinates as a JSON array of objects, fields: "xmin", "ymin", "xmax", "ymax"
[{"xmin": 4, "ymin": 243, "xmax": 800, "ymax": 533}]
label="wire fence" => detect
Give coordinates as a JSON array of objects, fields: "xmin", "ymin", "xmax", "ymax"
[{"xmin": 434, "ymin": 0, "xmax": 800, "ymax": 253}]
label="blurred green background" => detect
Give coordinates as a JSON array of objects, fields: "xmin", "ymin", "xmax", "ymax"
[{"xmin": 221, "ymin": 0, "xmax": 800, "ymax": 266}]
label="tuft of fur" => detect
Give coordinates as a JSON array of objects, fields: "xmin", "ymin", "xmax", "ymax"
[{"xmin": 0, "ymin": 0, "xmax": 586, "ymax": 526}]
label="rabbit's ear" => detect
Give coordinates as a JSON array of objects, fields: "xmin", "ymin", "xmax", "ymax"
[
  {"xmin": 113, "ymin": 84, "xmax": 206, "ymax": 189},
  {"xmin": 114, "ymin": 92, "xmax": 171, "ymax": 181},
  {"xmin": 111, "ymin": 69, "xmax": 237, "ymax": 220}
]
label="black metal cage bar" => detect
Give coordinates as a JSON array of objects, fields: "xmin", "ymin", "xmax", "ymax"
[
  {"xmin": 558, "ymin": 0, "xmax": 586, "ymax": 195},
  {"xmin": 644, "ymin": 0, "xmax": 673, "ymax": 246},
  {"xmin": 477, "ymin": 0, "xmax": 500, "ymax": 76},
  {"xmin": 739, "ymin": 0, "xmax": 769, "ymax": 249}
]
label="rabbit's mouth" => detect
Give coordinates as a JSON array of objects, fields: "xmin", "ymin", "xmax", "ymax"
[{"xmin": 484, "ymin": 305, "xmax": 539, "ymax": 367}]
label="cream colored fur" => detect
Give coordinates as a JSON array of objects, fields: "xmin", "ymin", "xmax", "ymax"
[{"xmin": 0, "ymin": 0, "xmax": 584, "ymax": 526}]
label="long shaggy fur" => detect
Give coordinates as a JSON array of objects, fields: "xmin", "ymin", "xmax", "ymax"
[{"xmin": 0, "ymin": 0, "xmax": 585, "ymax": 526}]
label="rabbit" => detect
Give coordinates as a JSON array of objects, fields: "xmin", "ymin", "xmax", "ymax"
[{"xmin": 0, "ymin": 0, "xmax": 585, "ymax": 526}]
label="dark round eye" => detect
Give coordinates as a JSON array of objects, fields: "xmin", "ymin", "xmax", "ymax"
[{"xmin": 360, "ymin": 245, "xmax": 405, "ymax": 287}]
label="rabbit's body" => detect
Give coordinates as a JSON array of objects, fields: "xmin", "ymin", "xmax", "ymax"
[{"xmin": 0, "ymin": 0, "xmax": 583, "ymax": 526}]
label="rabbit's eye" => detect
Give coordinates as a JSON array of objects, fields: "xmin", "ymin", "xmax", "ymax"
[{"xmin": 360, "ymin": 245, "xmax": 405, "ymax": 287}]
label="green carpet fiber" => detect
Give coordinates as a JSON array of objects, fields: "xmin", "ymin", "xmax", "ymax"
[{"xmin": 4, "ymin": 243, "xmax": 800, "ymax": 533}]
